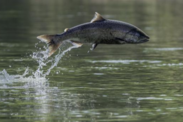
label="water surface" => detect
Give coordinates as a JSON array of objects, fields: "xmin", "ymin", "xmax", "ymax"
[{"xmin": 1, "ymin": 0, "xmax": 183, "ymax": 122}]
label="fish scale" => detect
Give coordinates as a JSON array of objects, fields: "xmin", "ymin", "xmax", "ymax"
[{"xmin": 37, "ymin": 12, "xmax": 149, "ymax": 56}]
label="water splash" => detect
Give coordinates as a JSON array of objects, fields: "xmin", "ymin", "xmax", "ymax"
[
  {"xmin": 32, "ymin": 41, "xmax": 80, "ymax": 77},
  {"xmin": 0, "ymin": 41, "xmax": 79, "ymax": 87}
]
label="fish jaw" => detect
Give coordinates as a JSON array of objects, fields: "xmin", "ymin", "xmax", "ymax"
[
  {"xmin": 118, "ymin": 28, "xmax": 149, "ymax": 44},
  {"xmin": 136, "ymin": 28, "xmax": 149, "ymax": 43}
]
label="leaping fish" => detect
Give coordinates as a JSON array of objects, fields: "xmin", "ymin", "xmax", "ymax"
[{"xmin": 37, "ymin": 12, "xmax": 149, "ymax": 56}]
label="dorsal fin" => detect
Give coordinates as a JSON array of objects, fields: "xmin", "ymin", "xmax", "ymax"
[
  {"xmin": 64, "ymin": 28, "xmax": 69, "ymax": 32},
  {"xmin": 90, "ymin": 12, "xmax": 106, "ymax": 23}
]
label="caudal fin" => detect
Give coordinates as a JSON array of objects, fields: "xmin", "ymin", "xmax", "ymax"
[{"xmin": 37, "ymin": 35, "xmax": 61, "ymax": 56}]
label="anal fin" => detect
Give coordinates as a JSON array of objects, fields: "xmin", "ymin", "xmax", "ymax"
[{"xmin": 70, "ymin": 41, "xmax": 83, "ymax": 47}]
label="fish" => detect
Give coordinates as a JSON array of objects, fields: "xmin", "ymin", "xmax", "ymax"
[{"xmin": 37, "ymin": 12, "xmax": 149, "ymax": 56}]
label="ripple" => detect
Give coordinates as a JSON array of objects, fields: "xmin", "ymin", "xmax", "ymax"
[
  {"xmin": 90, "ymin": 60, "xmax": 161, "ymax": 64},
  {"xmin": 146, "ymin": 47, "xmax": 183, "ymax": 51},
  {"xmin": 137, "ymin": 97, "xmax": 173, "ymax": 101},
  {"xmin": 93, "ymin": 73, "xmax": 104, "ymax": 75}
]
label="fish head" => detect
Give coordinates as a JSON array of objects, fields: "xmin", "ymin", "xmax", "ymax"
[{"xmin": 123, "ymin": 28, "xmax": 149, "ymax": 44}]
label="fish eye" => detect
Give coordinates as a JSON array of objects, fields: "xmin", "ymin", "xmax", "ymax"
[
  {"xmin": 135, "ymin": 32, "xmax": 140, "ymax": 37},
  {"xmin": 127, "ymin": 29, "xmax": 139, "ymax": 37}
]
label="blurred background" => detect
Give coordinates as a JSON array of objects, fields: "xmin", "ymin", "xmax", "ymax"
[{"xmin": 1, "ymin": 0, "xmax": 183, "ymax": 122}]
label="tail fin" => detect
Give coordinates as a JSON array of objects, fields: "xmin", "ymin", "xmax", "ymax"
[{"xmin": 37, "ymin": 35, "xmax": 61, "ymax": 56}]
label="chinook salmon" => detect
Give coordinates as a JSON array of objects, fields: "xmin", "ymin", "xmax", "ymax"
[{"xmin": 37, "ymin": 12, "xmax": 149, "ymax": 56}]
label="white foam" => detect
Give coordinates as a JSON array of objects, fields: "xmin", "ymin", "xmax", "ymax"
[{"xmin": 0, "ymin": 41, "xmax": 79, "ymax": 89}]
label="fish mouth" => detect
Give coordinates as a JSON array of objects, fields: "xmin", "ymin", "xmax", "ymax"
[
  {"xmin": 136, "ymin": 35, "xmax": 149, "ymax": 44},
  {"xmin": 136, "ymin": 29, "xmax": 150, "ymax": 43},
  {"xmin": 140, "ymin": 37, "xmax": 149, "ymax": 43},
  {"xmin": 124, "ymin": 37, "xmax": 149, "ymax": 44},
  {"xmin": 144, "ymin": 34, "xmax": 149, "ymax": 39}
]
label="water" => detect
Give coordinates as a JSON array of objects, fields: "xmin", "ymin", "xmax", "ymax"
[{"xmin": 1, "ymin": 0, "xmax": 183, "ymax": 122}]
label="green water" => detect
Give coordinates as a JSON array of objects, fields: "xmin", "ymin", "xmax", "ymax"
[{"xmin": 1, "ymin": 0, "xmax": 183, "ymax": 122}]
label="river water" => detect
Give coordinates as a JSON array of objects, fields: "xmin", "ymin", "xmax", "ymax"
[{"xmin": 1, "ymin": 0, "xmax": 183, "ymax": 122}]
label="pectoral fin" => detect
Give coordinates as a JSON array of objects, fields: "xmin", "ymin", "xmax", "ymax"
[{"xmin": 91, "ymin": 43, "xmax": 98, "ymax": 50}]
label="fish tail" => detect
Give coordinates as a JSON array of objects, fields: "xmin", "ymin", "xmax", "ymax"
[{"xmin": 37, "ymin": 35, "xmax": 61, "ymax": 56}]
